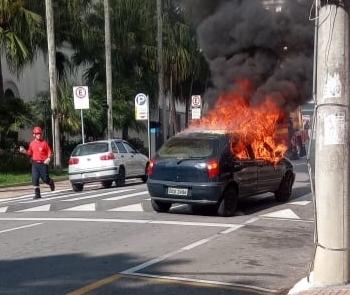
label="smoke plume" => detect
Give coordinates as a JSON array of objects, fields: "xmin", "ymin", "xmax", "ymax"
[{"xmin": 183, "ymin": 0, "xmax": 314, "ymax": 113}]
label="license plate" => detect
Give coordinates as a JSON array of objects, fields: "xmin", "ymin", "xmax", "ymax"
[
  {"xmin": 82, "ymin": 172, "xmax": 99, "ymax": 178},
  {"xmin": 167, "ymin": 187, "xmax": 188, "ymax": 196}
]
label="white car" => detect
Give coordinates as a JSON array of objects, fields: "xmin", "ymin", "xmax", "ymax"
[{"xmin": 68, "ymin": 139, "xmax": 149, "ymax": 192}]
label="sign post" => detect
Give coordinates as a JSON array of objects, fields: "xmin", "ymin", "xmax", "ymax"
[
  {"xmin": 191, "ymin": 95, "xmax": 202, "ymax": 120},
  {"xmin": 135, "ymin": 93, "xmax": 151, "ymax": 159},
  {"xmin": 73, "ymin": 86, "xmax": 89, "ymax": 144}
]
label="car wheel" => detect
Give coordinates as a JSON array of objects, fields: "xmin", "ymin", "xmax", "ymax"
[
  {"xmin": 102, "ymin": 180, "xmax": 113, "ymax": 189},
  {"xmin": 72, "ymin": 183, "xmax": 84, "ymax": 192},
  {"xmin": 217, "ymin": 185, "xmax": 238, "ymax": 217},
  {"xmin": 116, "ymin": 166, "xmax": 126, "ymax": 187},
  {"xmin": 151, "ymin": 199, "xmax": 172, "ymax": 213},
  {"xmin": 275, "ymin": 171, "xmax": 294, "ymax": 202}
]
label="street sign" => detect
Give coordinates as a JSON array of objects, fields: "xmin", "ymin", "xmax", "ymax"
[
  {"xmin": 191, "ymin": 95, "xmax": 201, "ymax": 120},
  {"xmin": 135, "ymin": 93, "xmax": 149, "ymax": 120},
  {"xmin": 73, "ymin": 86, "xmax": 89, "ymax": 109},
  {"xmin": 192, "ymin": 108, "xmax": 201, "ymax": 120},
  {"xmin": 191, "ymin": 95, "xmax": 202, "ymax": 108}
]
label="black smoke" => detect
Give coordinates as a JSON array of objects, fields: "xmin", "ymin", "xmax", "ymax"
[{"xmin": 183, "ymin": 0, "xmax": 314, "ymax": 113}]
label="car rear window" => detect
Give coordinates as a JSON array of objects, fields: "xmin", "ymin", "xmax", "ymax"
[
  {"xmin": 72, "ymin": 143, "xmax": 109, "ymax": 156},
  {"xmin": 158, "ymin": 137, "xmax": 217, "ymax": 158}
]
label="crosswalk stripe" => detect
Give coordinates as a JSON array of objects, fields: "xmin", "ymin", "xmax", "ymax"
[
  {"xmin": 17, "ymin": 204, "xmax": 51, "ymax": 212},
  {"xmin": 0, "ymin": 207, "xmax": 8, "ymax": 213},
  {"xmin": 62, "ymin": 188, "xmax": 136, "ymax": 202},
  {"xmin": 103, "ymin": 191, "xmax": 149, "ymax": 201},
  {"xmin": 63, "ymin": 203, "xmax": 96, "ymax": 211},
  {"xmin": 108, "ymin": 203, "xmax": 143, "ymax": 212},
  {"xmin": 289, "ymin": 201, "xmax": 311, "ymax": 206}
]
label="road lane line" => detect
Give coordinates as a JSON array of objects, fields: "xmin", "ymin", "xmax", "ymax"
[
  {"xmin": 61, "ymin": 189, "xmax": 137, "ymax": 202},
  {"xmin": 65, "ymin": 274, "xmax": 121, "ymax": 295},
  {"xmin": 0, "ymin": 223, "xmax": 42, "ymax": 234},
  {"xmin": 17, "ymin": 204, "xmax": 51, "ymax": 212}
]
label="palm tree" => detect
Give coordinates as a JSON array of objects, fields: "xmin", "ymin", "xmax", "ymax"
[{"xmin": 0, "ymin": 1, "xmax": 44, "ymax": 99}]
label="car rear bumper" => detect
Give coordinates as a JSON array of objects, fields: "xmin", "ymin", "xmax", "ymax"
[
  {"xmin": 69, "ymin": 167, "xmax": 119, "ymax": 184},
  {"xmin": 147, "ymin": 179, "xmax": 225, "ymax": 204}
]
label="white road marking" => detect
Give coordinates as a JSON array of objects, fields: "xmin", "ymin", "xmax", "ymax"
[
  {"xmin": 17, "ymin": 204, "xmax": 51, "ymax": 212},
  {"xmin": 108, "ymin": 203, "xmax": 143, "ymax": 212},
  {"xmin": 0, "ymin": 217, "xmax": 243, "ymax": 229},
  {"xmin": 260, "ymin": 209, "xmax": 300, "ymax": 220},
  {"xmin": 103, "ymin": 191, "xmax": 149, "ymax": 201},
  {"xmin": 0, "ymin": 189, "xmax": 72, "ymax": 202},
  {"xmin": 122, "ymin": 223, "xmax": 244, "ymax": 275},
  {"xmin": 0, "ymin": 207, "xmax": 8, "ymax": 213},
  {"xmin": 63, "ymin": 203, "xmax": 96, "ymax": 211},
  {"xmin": 244, "ymin": 217, "xmax": 259, "ymax": 224},
  {"xmin": 129, "ymin": 273, "xmax": 281, "ymax": 294},
  {"xmin": 21, "ymin": 188, "xmax": 135, "ymax": 204},
  {"xmin": 220, "ymin": 225, "xmax": 244, "ymax": 234},
  {"xmin": 61, "ymin": 188, "xmax": 136, "ymax": 202},
  {"xmin": 0, "ymin": 223, "xmax": 42, "ymax": 234},
  {"xmin": 289, "ymin": 201, "xmax": 311, "ymax": 206}
]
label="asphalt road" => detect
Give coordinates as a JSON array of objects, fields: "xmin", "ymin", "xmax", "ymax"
[{"xmin": 0, "ymin": 158, "xmax": 313, "ymax": 295}]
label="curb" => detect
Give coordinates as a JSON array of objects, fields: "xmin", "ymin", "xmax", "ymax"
[{"xmin": 0, "ymin": 176, "xmax": 69, "ymax": 189}]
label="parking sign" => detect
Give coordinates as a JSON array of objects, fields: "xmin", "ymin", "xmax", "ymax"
[
  {"xmin": 73, "ymin": 86, "xmax": 89, "ymax": 109},
  {"xmin": 135, "ymin": 93, "xmax": 149, "ymax": 120}
]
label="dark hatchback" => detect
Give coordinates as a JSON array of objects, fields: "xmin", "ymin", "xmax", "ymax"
[{"xmin": 147, "ymin": 131, "xmax": 295, "ymax": 217}]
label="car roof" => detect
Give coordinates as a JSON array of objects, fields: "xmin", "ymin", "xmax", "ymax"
[{"xmin": 176, "ymin": 129, "xmax": 236, "ymax": 139}]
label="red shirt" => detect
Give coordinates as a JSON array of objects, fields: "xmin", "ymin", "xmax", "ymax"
[{"xmin": 27, "ymin": 140, "xmax": 52, "ymax": 161}]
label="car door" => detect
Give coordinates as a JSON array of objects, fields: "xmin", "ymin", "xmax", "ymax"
[
  {"xmin": 115, "ymin": 141, "xmax": 133, "ymax": 177},
  {"xmin": 256, "ymin": 160, "xmax": 284, "ymax": 193},
  {"xmin": 123, "ymin": 142, "xmax": 142, "ymax": 175},
  {"xmin": 235, "ymin": 159, "xmax": 258, "ymax": 197}
]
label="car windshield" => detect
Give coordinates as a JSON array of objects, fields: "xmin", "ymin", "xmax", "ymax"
[
  {"xmin": 72, "ymin": 142, "xmax": 109, "ymax": 156},
  {"xmin": 158, "ymin": 137, "xmax": 216, "ymax": 158}
]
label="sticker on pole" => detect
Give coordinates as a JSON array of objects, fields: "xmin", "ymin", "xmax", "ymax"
[
  {"xmin": 324, "ymin": 112, "xmax": 345, "ymax": 145},
  {"xmin": 73, "ymin": 86, "xmax": 89, "ymax": 109},
  {"xmin": 135, "ymin": 93, "xmax": 148, "ymax": 120}
]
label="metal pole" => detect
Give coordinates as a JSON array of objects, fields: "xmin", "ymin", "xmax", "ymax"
[
  {"xmin": 45, "ymin": 0, "xmax": 61, "ymax": 168},
  {"xmin": 147, "ymin": 96, "xmax": 151, "ymax": 159},
  {"xmin": 313, "ymin": 0, "xmax": 350, "ymax": 285},
  {"xmin": 104, "ymin": 0, "xmax": 113, "ymax": 139},
  {"xmin": 81, "ymin": 109, "xmax": 85, "ymax": 144}
]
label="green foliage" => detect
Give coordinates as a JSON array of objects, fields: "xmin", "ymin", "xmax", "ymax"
[{"xmin": 0, "ymin": 149, "xmax": 31, "ymax": 173}]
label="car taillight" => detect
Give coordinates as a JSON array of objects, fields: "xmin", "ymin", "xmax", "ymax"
[
  {"xmin": 100, "ymin": 152, "xmax": 115, "ymax": 160},
  {"xmin": 207, "ymin": 160, "xmax": 219, "ymax": 179},
  {"xmin": 147, "ymin": 160, "xmax": 156, "ymax": 176},
  {"xmin": 68, "ymin": 157, "xmax": 79, "ymax": 165}
]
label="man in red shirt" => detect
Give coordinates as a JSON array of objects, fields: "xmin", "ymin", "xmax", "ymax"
[{"xmin": 20, "ymin": 127, "xmax": 55, "ymax": 199}]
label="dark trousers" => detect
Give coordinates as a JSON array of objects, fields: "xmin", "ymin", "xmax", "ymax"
[{"xmin": 32, "ymin": 162, "xmax": 52, "ymax": 187}]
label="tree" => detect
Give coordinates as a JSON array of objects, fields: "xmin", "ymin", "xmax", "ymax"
[{"xmin": 0, "ymin": 1, "xmax": 44, "ymax": 99}]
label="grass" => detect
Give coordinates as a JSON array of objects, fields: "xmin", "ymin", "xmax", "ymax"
[{"xmin": 0, "ymin": 169, "xmax": 68, "ymax": 187}]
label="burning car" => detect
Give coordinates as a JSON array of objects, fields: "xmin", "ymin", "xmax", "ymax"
[{"xmin": 146, "ymin": 130, "xmax": 295, "ymax": 217}]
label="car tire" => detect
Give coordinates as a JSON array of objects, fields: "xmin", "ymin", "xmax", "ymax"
[
  {"xmin": 102, "ymin": 180, "xmax": 113, "ymax": 189},
  {"xmin": 275, "ymin": 171, "xmax": 294, "ymax": 202},
  {"xmin": 116, "ymin": 166, "xmax": 126, "ymax": 187},
  {"xmin": 217, "ymin": 185, "xmax": 238, "ymax": 217},
  {"xmin": 151, "ymin": 199, "xmax": 171, "ymax": 213},
  {"xmin": 72, "ymin": 183, "xmax": 84, "ymax": 192}
]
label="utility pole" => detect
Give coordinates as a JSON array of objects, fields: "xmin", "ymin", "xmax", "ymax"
[
  {"xmin": 104, "ymin": 0, "xmax": 113, "ymax": 139},
  {"xmin": 314, "ymin": 0, "xmax": 350, "ymax": 285},
  {"xmin": 45, "ymin": 0, "xmax": 61, "ymax": 169},
  {"xmin": 157, "ymin": 0, "xmax": 167, "ymax": 143}
]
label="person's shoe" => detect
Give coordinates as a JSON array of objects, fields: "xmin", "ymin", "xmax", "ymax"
[
  {"xmin": 34, "ymin": 188, "xmax": 41, "ymax": 199},
  {"xmin": 49, "ymin": 180, "xmax": 55, "ymax": 192}
]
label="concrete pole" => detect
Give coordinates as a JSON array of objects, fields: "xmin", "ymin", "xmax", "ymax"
[
  {"xmin": 104, "ymin": 0, "xmax": 113, "ymax": 139},
  {"xmin": 157, "ymin": 0, "xmax": 167, "ymax": 143},
  {"xmin": 314, "ymin": 0, "xmax": 350, "ymax": 285},
  {"xmin": 45, "ymin": 0, "xmax": 61, "ymax": 169}
]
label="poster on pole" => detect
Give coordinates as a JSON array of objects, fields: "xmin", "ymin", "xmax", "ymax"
[
  {"xmin": 73, "ymin": 86, "xmax": 89, "ymax": 109},
  {"xmin": 135, "ymin": 93, "xmax": 149, "ymax": 120}
]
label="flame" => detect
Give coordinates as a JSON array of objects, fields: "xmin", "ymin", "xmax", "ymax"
[{"xmin": 190, "ymin": 80, "xmax": 288, "ymax": 164}]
